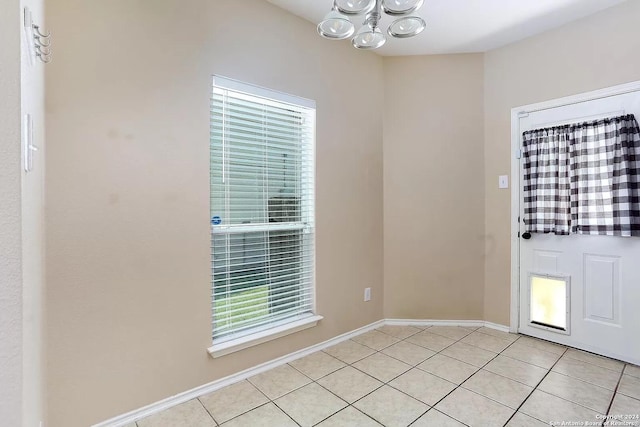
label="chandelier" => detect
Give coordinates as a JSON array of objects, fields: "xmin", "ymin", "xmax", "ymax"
[{"xmin": 317, "ymin": 0, "xmax": 426, "ymax": 49}]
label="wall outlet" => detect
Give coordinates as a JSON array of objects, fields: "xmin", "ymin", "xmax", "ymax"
[{"xmin": 364, "ymin": 287, "xmax": 371, "ymax": 302}]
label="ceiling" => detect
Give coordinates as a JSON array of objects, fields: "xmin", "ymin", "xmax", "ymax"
[{"xmin": 266, "ymin": 0, "xmax": 627, "ymax": 56}]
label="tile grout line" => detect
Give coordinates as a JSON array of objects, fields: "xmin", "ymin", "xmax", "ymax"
[
  {"xmin": 270, "ymin": 398, "xmax": 303, "ymax": 427},
  {"xmin": 247, "ymin": 370, "xmax": 310, "ymax": 401},
  {"xmin": 419, "ymin": 328, "xmax": 519, "ymax": 425},
  {"xmin": 539, "ymin": 367, "xmax": 622, "ymax": 393},
  {"xmin": 319, "ymin": 326, "xmax": 478, "ymax": 426},
  {"xmin": 403, "ymin": 331, "xmax": 612, "ymax": 425},
  {"xmin": 295, "ymin": 351, "xmax": 384, "ymax": 426},
  {"xmin": 217, "ymin": 376, "xmax": 302, "ymax": 425},
  {"xmin": 406, "ymin": 409, "xmax": 472, "ymax": 427},
  {"xmin": 286, "ymin": 352, "xmax": 347, "ymax": 382},
  {"xmin": 474, "ymin": 353, "xmax": 554, "ymax": 388},
  {"xmin": 602, "ymin": 364, "xmax": 627, "ymax": 427},
  {"xmin": 306, "ymin": 360, "xmax": 385, "ymax": 425},
  {"xmin": 210, "ymin": 329, "xmax": 419, "ymax": 426},
  {"xmin": 313, "ymin": 347, "xmax": 409, "ymax": 425},
  {"xmin": 374, "ymin": 324, "xmax": 425, "ymax": 340},
  {"xmin": 357, "ymin": 327, "xmax": 475, "ymax": 426},
  {"xmin": 244, "ymin": 373, "xmax": 305, "ymax": 427},
  {"xmin": 498, "ymin": 353, "xmax": 554, "ymax": 369},
  {"xmin": 234, "ymin": 329, "xmax": 414, "ymax": 425},
  {"xmin": 349, "ymin": 407, "xmax": 386, "ymax": 427},
  {"xmin": 525, "ymin": 349, "xmax": 626, "ymax": 413},
  {"xmin": 220, "ymin": 375, "xmax": 316, "ymax": 426},
  {"xmin": 195, "ymin": 397, "xmax": 219, "ymax": 425},
  {"xmin": 501, "ymin": 346, "xmax": 569, "ymax": 426},
  {"xmin": 214, "ymin": 399, "xmax": 280, "ymax": 425},
  {"xmin": 430, "ymin": 333, "xmax": 526, "ymax": 426},
  {"xmin": 516, "ymin": 336, "xmax": 632, "ymax": 372},
  {"xmin": 282, "ymin": 332, "xmax": 394, "ymax": 426},
  {"xmin": 413, "ymin": 334, "xmax": 535, "ymax": 388},
  {"xmin": 309, "ymin": 403, "xmax": 382, "ymax": 427},
  {"xmin": 561, "ymin": 352, "xmax": 628, "ymax": 373},
  {"xmin": 496, "ymin": 352, "xmax": 625, "ymax": 425},
  {"xmin": 398, "ymin": 326, "xmax": 510, "ymax": 426}
]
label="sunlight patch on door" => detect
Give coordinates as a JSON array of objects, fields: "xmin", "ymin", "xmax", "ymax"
[{"xmin": 529, "ymin": 274, "xmax": 570, "ymax": 334}]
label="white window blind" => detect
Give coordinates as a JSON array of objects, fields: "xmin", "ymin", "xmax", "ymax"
[{"xmin": 210, "ymin": 76, "xmax": 316, "ymax": 343}]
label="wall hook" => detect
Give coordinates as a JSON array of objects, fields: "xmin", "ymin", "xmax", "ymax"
[
  {"xmin": 33, "ymin": 24, "xmax": 50, "ymax": 38},
  {"xmin": 35, "ymin": 35, "xmax": 51, "ymax": 47},
  {"xmin": 36, "ymin": 52, "xmax": 52, "ymax": 64},
  {"xmin": 36, "ymin": 45, "xmax": 51, "ymax": 56},
  {"xmin": 24, "ymin": 7, "xmax": 52, "ymax": 64}
]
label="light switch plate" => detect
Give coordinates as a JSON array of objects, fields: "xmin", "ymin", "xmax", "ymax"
[{"xmin": 499, "ymin": 175, "xmax": 509, "ymax": 189}]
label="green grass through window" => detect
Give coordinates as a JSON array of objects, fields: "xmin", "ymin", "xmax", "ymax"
[{"xmin": 213, "ymin": 285, "xmax": 269, "ymax": 332}]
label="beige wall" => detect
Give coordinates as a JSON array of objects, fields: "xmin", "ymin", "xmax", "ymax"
[
  {"xmin": 0, "ymin": 1, "xmax": 24, "ymax": 426},
  {"xmin": 383, "ymin": 54, "xmax": 486, "ymax": 320},
  {"xmin": 45, "ymin": 0, "xmax": 383, "ymax": 425},
  {"xmin": 483, "ymin": 0, "xmax": 640, "ymax": 325}
]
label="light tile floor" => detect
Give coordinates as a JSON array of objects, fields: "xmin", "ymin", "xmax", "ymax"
[{"xmin": 135, "ymin": 325, "xmax": 640, "ymax": 426}]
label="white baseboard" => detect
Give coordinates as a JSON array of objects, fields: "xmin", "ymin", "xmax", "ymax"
[
  {"xmin": 385, "ymin": 319, "xmax": 510, "ymax": 334},
  {"xmin": 92, "ymin": 319, "xmax": 385, "ymax": 427},
  {"xmin": 386, "ymin": 318, "xmax": 485, "ymax": 328},
  {"xmin": 484, "ymin": 321, "xmax": 511, "ymax": 333},
  {"xmin": 93, "ymin": 318, "xmax": 511, "ymax": 426}
]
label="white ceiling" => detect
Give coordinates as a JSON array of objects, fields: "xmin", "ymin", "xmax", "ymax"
[{"xmin": 266, "ymin": 0, "xmax": 627, "ymax": 56}]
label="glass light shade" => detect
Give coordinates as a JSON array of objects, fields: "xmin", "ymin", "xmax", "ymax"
[
  {"xmin": 335, "ymin": 0, "xmax": 375, "ymax": 15},
  {"xmin": 352, "ymin": 24, "xmax": 386, "ymax": 49},
  {"xmin": 382, "ymin": 0, "xmax": 424, "ymax": 15},
  {"xmin": 387, "ymin": 16, "xmax": 426, "ymax": 38},
  {"xmin": 317, "ymin": 10, "xmax": 355, "ymax": 39}
]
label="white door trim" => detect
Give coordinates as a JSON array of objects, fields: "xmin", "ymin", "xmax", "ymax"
[{"xmin": 509, "ymin": 80, "xmax": 640, "ymax": 334}]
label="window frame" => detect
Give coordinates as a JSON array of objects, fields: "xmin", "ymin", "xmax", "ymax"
[{"xmin": 208, "ymin": 76, "xmax": 320, "ymax": 357}]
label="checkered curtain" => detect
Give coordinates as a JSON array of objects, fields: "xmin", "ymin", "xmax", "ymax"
[
  {"xmin": 522, "ymin": 125, "xmax": 572, "ymax": 234},
  {"xmin": 523, "ymin": 114, "xmax": 640, "ymax": 237}
]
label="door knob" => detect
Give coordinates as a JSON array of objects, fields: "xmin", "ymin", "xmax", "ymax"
[{"xmin": 522, "ymin": 232, "xmax": 532, "ymax": 240}]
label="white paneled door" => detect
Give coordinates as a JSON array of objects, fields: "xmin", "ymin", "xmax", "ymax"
[{"xmin": 517, "ymin": 90, "xmax": 640, "ymax": 364}]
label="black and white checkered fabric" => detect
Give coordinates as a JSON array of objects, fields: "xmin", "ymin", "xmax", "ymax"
[{"xmin": 523, "ymin": 114, "xmax": 640, "ymax": 237}]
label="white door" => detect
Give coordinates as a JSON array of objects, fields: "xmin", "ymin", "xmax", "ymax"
[{"xmin": 517, "ymin": 91, "xmax": 640, "ymax": 365}]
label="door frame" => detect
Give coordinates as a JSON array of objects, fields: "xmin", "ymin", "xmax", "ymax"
[{"xmin": 509, "ymin": 80, "xmax": 640, "ymax": 334}]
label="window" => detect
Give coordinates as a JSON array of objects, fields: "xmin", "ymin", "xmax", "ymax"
[{"xmin": 210, "ymin": 77, "xmax": 316, "ymax": 347}]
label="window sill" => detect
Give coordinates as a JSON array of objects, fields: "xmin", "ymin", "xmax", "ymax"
[{"xmin": 207, "ymin": 315, "xmax": 323, "ymax": 358}]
